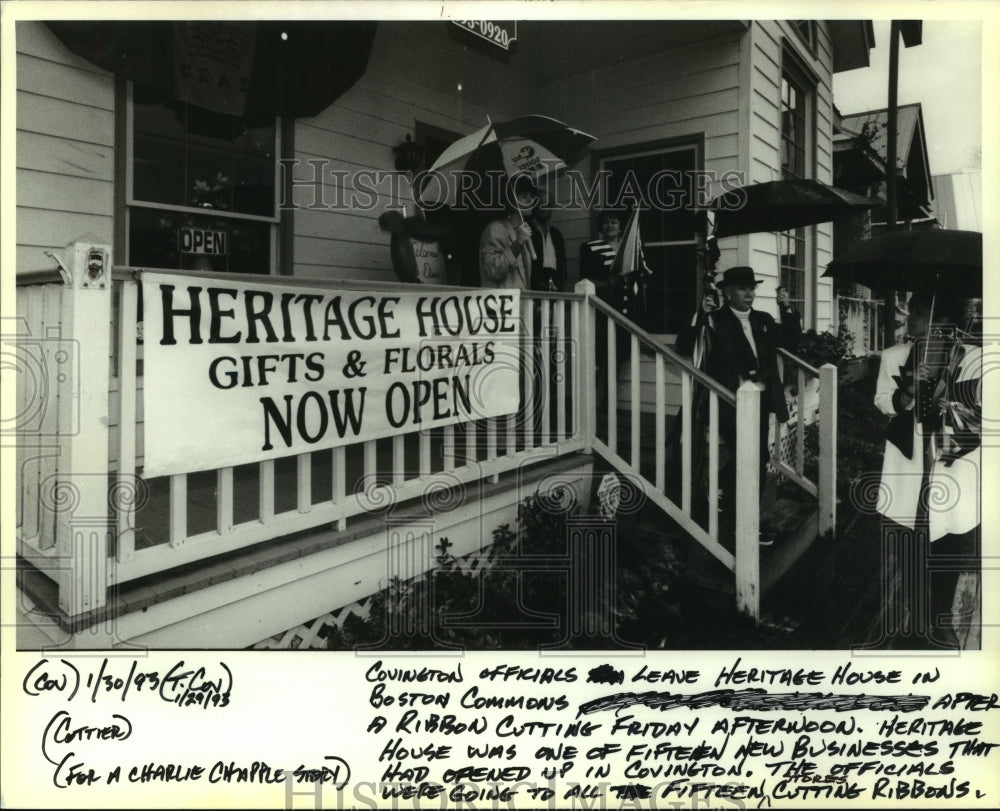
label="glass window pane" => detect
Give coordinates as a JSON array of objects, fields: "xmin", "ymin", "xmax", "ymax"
[
  {"xmin": 133, "ymin": 101, "xmax": 276, "ymax": 217},
  {"xmin": 640, "ymin": 244, "xmax": 698, "ymax": 334},
  {"xmin": 599, "ymin": 145, "xmax": 700, "ymax": 333},
  {"xmin": 129, "ymin": 208, "xmax": 271, "ymax": 274},
  {"xmin": 603, "ymin": 147, "xmax": 698, "ymax": 244}
]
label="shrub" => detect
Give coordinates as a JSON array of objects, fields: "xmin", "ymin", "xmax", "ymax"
[
  {"xmin": 796, "ymin": 328, "xmax": 855, "ymax": 368},
  {"xmin": 326, "ymin": 486, "xmax": 691, "ymax": 650},
  {"xmin": 798, "ymin": 377, "xmax": 888, "ymax": 507},
  {"xmin": 326, "ymin": 490, "xmax": 576, "ymax": 650}
]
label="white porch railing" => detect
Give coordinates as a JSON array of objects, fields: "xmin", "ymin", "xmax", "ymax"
[
  {"xmin": 15, "ymin": 240, "xmax": 837, "ymax": 624},
  {"xmin": 16, "ymin": 244, "xmax": 587, "ymax": 617},
  {"xmin": 583, "ymin": 289, "xmax": 837, "ymax": 619},
  {"xmin": 776, "ymin": 348, "xmax": 838, "ymax": 536},
  {"xmin": 109, "ymin": 272, "xmax": 588, "ymax": 590}
]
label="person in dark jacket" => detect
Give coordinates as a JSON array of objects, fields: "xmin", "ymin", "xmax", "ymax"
[
  {"xmin": 579, "ymin": 210, "xmax": 625, "ymax": 413},
  {"xmin": 528, "ymin": 190, "xmax": 566, "ymax": 292},
  {"xmin": 677, "ymin": 266, "xmax": 790, "ymax": 546},
  {"xmin": 579, "ymin": 210, "xmax": 621, "ymax": 300}
]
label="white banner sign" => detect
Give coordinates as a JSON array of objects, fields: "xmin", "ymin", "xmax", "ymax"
[{"xmin": 142, "ymin": 274, "xmax": 521, "ymax": 477}]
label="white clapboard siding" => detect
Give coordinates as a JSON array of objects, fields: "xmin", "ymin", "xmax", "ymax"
[
  {"xmin": 290, "ymin": 22, "xmax": 523, "ymax": 281},
  {"xmin": 17, "ymin": 49, "xmax": 115, "ymax": 108},
  {"xmin": 542, "ymin": 35, "xmax": 741, "ymax": 115},
  {"xmin": 17, "ymin": 92, "xmax": 114, "ymax": 147},
  {"xmin": 284, "ymin": 152, "xmax": 416, "ymax": 222},
  {"xmin": 17, "ymin": 208, "xmax": 115, "ymax": 254},
  {"xmin": 295, "ymin": 265, "xmax": 400, "ymax": 285},
  {"xmin": 17, "ymin": 169, "xmax": 114, "ymax": 216},
  {"xmin": 705, "ymin": 132, "xmax": 739, "ymax": 163},
  {"xmin": 16, "ymin": 22, "xmax": 115, "ymax": 267},
  {"xmin": 809, "ymin": 22, "xmax": 837, "ymax": 333},
  {"xmin": 617, "ymin": 353, "xmax": 685, "ymax": 415},
  {"xmin": 534, "ymin": 31, "xmax": 742, "ymax": 287},
  {"xmin": 17, "ymin": 245, "xmax": 67, "ymax": 273},
  {"xmin": 365, "ymin": 22, "xmax": 524, "ymax": 115},
  {"xmin": 296, "ymin": 121, "xmax": 404, "ymax": 175},
  {"xmin": 17, "ymin": 132, "xmax": 114, "ymax": 181},
  {"xmin": 295, "ymin": 207, "xmax": 393, "ymax": 244},
  {"xmin": 340, "ymin": 76, "xmax": 490, "ymax": 140},
  {"xmin": 746, "ymin": 21, "xmax": 837, "ymax": 333},
  {"xmin": 294, "ymin": 235, "xmax": 395, "ymax": 272}
]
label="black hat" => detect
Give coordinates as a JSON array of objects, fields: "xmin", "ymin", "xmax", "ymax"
[{"xmin": 718, "ymin": 266, "xmax": 764, "ymax": 288}]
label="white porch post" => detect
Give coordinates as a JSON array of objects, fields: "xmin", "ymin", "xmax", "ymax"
[
  {"xmin": 574, "ymin": 280, "xmax": 596, "ymax": 453},
  {"xmin": 735, "ymin": 381, "xmax": 761, "ymax": 620},
  {"xmin": 818, "ymin": 362, "xmax": 838, "ymax": 536},
  {"xmin": 53, "ymin": 239, "xmax": 113, "ymax": 619}
]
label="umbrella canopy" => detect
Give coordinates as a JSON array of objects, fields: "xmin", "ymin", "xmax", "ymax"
[
  {"xmin": 824, "ymin": 228, "xmax": 982, "ymax": 296},
  {"xmin": 705, "ymin": 178, "xmax": 878, "ymax": 238},
  {"xmin": 419, "ymin": 115, "xmax": 594, "ymax": 207},
  {"xmin": 47, "ymin": 21, "xmax": 377, "ymax": 124}
]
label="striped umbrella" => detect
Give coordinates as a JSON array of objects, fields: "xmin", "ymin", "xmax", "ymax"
[{"xmin": 419, "ymin": 115, "xmax": 594, "ymax": 207}]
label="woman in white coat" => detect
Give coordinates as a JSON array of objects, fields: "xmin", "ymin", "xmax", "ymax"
[{"xmin": 874, "ymin": 292, "xmax": 981, "ymax": 645}]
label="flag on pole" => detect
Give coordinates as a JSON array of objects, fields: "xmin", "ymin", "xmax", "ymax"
[
  {"xmin": 608, "ymin": 207, "xmax": 653, "ymax": 322},
  {"xmin": 609, "ymin": 207, "xmax": 649, "ymax": 279},
  {"xmin": 691, "ymin": 274, "xmax": 721, "ymax": 369}
]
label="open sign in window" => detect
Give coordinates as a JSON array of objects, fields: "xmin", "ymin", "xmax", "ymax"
[
  {"xmin": 127, "ymin": 94, "xmax": 280, "ymax": 274},
  {"xmin": 179, "ymin": 227, "xmax": 228, "ymax": 256}
]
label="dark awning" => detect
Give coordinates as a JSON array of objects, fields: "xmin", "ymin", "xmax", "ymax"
[{"xmin": 47, "ymin": 20, "xmax": 377, "ymax": 124}]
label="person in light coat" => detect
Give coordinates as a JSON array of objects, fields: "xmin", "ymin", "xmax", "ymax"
[
  {"xmin": 874, "ymin": 292, "xmax": 981, "ymax": 645},
  {"xmin": 479, "ymin": 176, "xmax": 535, "ymax": 290},
  {"xmin": 874, "ymin": 293, "xmax": 980, "ymax": 540}
]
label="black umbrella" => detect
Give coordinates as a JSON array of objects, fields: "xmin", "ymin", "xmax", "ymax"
[
  {"xmin": 705, "ymin": 178, "xmax": 878, "ymax": 238},
  {"xmin": 824, "ymin": 228, "xmax": 982, "ymax": 296},
  {"xmin": 47, "ymin": 21, "xmax": 377, "ymax": 124}
]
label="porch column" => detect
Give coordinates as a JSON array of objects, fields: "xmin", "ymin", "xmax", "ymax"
[
  {"xmin": 734, "ymin": 381, "xmax": 761, "ymax": 620},
  {"xmin": 818, "ymin": 362, "xmax": 838, "ymax": 536},
  {"xmin": 53, "ymin": 239, "xmax": 113, "ymax": 619},
  {"xmin": 574, "ymin": 279, "xmax": 596, "ymax": 452}
]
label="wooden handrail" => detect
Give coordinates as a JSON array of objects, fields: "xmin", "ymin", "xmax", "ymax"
[
  {"xmin": 16, "ymin": 269, "xmax": 66, "ymax": 286},
  {"xmin": 590, "ymin": 295, "xmax": 737, "ymax": 406},
  {"xmin": 777, "ymin": 347, "xmax": 819, "ymax": 377},
  {"xmin": 838, "ymin": 295, "xmax": 883, "ymax": 304}
]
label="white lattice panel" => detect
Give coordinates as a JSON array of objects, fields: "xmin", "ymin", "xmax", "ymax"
[{"xmin": 249, "ymin": 549, "xmax": 496, "ymax": 649}]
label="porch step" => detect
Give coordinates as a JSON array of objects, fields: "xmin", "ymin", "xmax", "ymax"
[{"xmin": 680, "ymin": 497, "xmax": 819, "ymax": 607}]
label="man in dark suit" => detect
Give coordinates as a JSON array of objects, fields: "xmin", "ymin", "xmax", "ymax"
[
  {"xmin": 528, "ymin": 190, "xmax": 566, "ymax": 292},
  {"xmin": 677, "ymin": 266, "xmax": 790, "ymax": 546}
]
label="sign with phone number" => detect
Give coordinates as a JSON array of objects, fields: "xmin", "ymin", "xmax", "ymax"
[{"xmin": 452, "ymin": 20, "xmax": 517, "ymax": 51}]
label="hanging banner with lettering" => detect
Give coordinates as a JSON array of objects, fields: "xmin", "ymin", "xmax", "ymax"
[
  {"xmin": 141, "ymin": 272, "xmax": 521, "ymax": 477},
  {"xmin": 171, "ymin": 22, "xmax": 256, "ymax": 116}
]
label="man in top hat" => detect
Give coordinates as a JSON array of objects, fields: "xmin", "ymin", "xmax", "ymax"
[{"xmin": 677, "ymin": 266, "xmax": 790, "ymax": 546}]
